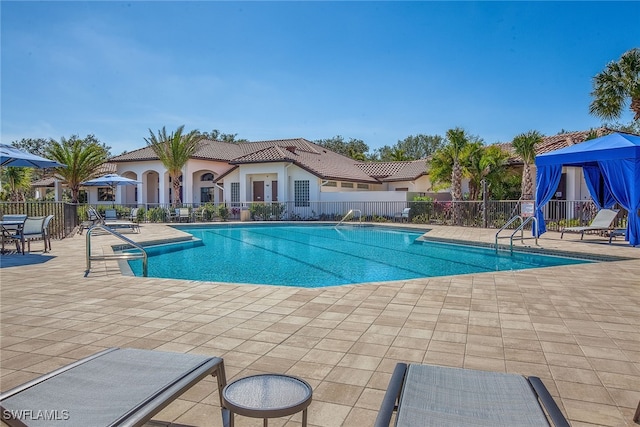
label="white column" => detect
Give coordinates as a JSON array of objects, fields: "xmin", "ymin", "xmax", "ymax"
[
  {"xmin": 159, "ymin": 172, "xmax": 167, "ymax": 205},
  {"xmin": 183, "ymin": 167, "xmax": 193, "ymax": 205},
  {"xmin": 54, "ymin": 179, "xmax": 63, "ymax": 201}
]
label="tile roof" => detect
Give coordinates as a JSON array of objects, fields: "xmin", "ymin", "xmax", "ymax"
[
  {"xmin": 231, "ymin": 139, "xmax": 378, "ymax": 183},
  {"xmin": 499, "ymin": 128, "xmax": 612, "ymax": 163},
  {"xmin": 356, "ymin": 160, "xmax": 429, "ymax": 182},
  {"xmin": 109, "ymin": 141, "xmax": 244, "ymax": 162}
]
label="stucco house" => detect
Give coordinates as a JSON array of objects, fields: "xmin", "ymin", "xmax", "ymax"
[
  {"xmin": 106, "ymin": 138, "xmax": 447, "ymax": 216},
  {"xmin": 39, "ymin": 129, "xmax": 614, "ymax": 219}
]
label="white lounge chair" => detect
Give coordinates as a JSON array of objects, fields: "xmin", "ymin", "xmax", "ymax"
[
  {"xmin": 394, "ymin": 208, "xmax": 411, "ymax": 223},
  {"xmin": 560, "ymin": 208, "xmax": 619, "ymax": 240}
]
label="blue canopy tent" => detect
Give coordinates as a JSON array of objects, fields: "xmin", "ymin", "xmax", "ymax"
[{"xmin": 534, "ymin": 132, "xmax": 640, "ymax": 246}]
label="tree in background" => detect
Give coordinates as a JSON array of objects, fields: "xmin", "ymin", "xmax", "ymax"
[
  {"xmin": 511, "ymin": 130, "xmax": 543, "ymax": 200},
  {"xmin": 463, "ymin": 143, "xmax": 510, "ymax": 200},
  {"xmin": 197, "ymin": 129, "xmax": 248, "ymax": 143},
  {"xmin": 46, "ymin": 135, "xmax": 110, "ymax": 203},
  {"xmin": 145, "ymin": 125, "xmax": 204, "ymax": 207},
  {"xmin": 315, "ymin": 136, "xmax": 369, "ymax": 161},
  {"xmin": 376, "ymin": 134, "xmax": 444, "ymax": 161},
  {"xmin": 0, "ymin": 167, "xmax": 32, "ymax": 201},
  {"xmin": 429, "ymin": 128, "xmax": 472, "ymax": 224},
  {"xmin": 589, "ymin": 48, "xmax": 640, "ymax": 122},
  {"xmin": 10, "ymin": 138, "xmax": 57, "ymax": 183}
]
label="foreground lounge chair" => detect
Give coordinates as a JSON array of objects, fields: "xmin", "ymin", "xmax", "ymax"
[
  {"xmin": 0, "ymin": 347, "xmax": 228, "ymax": 427},
  {"xmin": 560, "ymin": 208, "xmax": 618, "ymax": 240},
  {"xmin": 375, "ymin": 363, "xmax": 569, "ymax": 427}
]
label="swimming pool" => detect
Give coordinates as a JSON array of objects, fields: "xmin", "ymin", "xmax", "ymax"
[{"xmin": 125, "ymin": 224, "xmax": 593, "ymax": 287}]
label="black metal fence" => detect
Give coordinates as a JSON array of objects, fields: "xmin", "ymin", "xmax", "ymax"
[{"xmin": 1, "ymin": 199, "xmax": 628, "ymax": 241}]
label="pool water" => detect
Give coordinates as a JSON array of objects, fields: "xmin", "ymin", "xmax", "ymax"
[{"xmin": 126, "ymin": 224, "xmax": 592, "ymax": 287}]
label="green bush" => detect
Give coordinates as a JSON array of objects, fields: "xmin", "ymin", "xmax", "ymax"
[
  {"xmin": 218, "ymin": 205, "xmax": 229, "ymax": 221},
  {"xmin": 148, "ymin": 207, "xmax": 167, "ymax": 222},
  {"xmin": 136, "ymin": 207, "xmax": 146, "ymax": 223}
]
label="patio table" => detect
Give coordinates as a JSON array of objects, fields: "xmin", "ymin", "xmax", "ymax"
[{"xmin": 223, "ymin": 373, "xmax": 312, "ymax": 427}]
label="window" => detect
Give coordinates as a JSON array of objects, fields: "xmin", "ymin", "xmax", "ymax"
[
  {"xmin": 324, "ymin": 181, "xmax": 337, "ymax": 187},
  {"xmin": 98, "ymin": 187, "xmax": 114, "ymax": 201},
  {"xmin": 201, "ymin": 173, "xmax": 214, "ymax": 181},
  {"xmin": 231, "ymin": 182, "xmax": 240, "ymax": 206},
  {"xmin": 357, "ymin": 183, "xmax": 369, "ymax": 189},
  {"xmin": 395, "ymin": 187, "xmax": 409, "ymax": 191},
  {"xmin": 341, "ymin": 182, "xmax": 353, "ymax": 188},
  {"xmin": 294, "ymin": 180, "xmax": 310, "ymax": 207},
  {"xmin": 200, "ymin": 187, "xmax": 214, "ymax": 203}
]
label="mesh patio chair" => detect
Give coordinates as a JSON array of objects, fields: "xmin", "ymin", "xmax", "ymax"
[
  {"xmin": 42, "ymin": 214, "xmax": 55, "ymax": 252},
  {"xmin": 375, "ymin": 363, "xmax": 569, "ymax": 427},
  {"xmin": 13, "ymin": 216, "xmax": 47, "ymax": 255}
]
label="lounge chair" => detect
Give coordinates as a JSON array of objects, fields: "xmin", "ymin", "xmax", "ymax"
[
  {"xmin": 0, "ymin": 347, "xmax": 228, "ymax": 427},
  {"xmin": 129, "ymin": 207, "xmax": 140, "ymax": 222},
  {"xmin": 104, "ymin": 209, "xmax": 118, "ymax": 221},
  {"xmin": 175, "ymin": 207, "xmax": 191, "ymax": 223},
  {"xmin": 90, "ymin": 207, "xmax": 140, "ymax": 233},
  {"xmin": 560, "ymin": 208, "xmax": 619, "ymax": 240},
  {"xmin": 375, "ymin": 363, "xmax": 569, "ymax": 427},
  {"xmin": 394, "ymin": 208, "xmax": 411, "ymax": 223}
]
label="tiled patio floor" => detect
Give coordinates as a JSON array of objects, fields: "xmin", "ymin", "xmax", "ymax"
[{"xmin": 1, "ymin": 223, "xmax": 639, "ymax": 426}]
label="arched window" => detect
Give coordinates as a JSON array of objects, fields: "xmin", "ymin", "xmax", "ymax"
[{"xmin": 201, "ymin": 173, "xmax": 214, "ymax": 181}]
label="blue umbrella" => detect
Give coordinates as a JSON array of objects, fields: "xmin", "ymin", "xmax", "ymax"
[
  {"xmin": 0, "ymin": 144, "xmax": 65, "ymax": 168},
  {"xmin": 82, "ymin": 174, "xmax": 140, "ymax": 206},
  {"xmin": 82, "ymin": 174, "xmax": 140, "ymax": 188}
]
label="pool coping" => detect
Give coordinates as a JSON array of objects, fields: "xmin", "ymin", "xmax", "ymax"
[{"xmin": 417, "ymin": 235, "xmax": 635, "ymax": 262}]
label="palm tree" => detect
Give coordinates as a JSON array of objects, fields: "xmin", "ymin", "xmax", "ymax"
[
  {"xmin": 389, "ymin": 148, "xmax": 409, "ymax": 161},
  {"xmin": 47, "ymin": 136, "xmax": 109, "ymax": 203},
  {"xmin": 511, "ymin": 130, "xmax": 543, "ymax": 200},
  {"xmin": 447, "ymin": 128, "xmax": 469, "ymax": 224},
  {"xmin": 1, "ymin": 167, "xmax": 32, "ymax": 201},
  {"xmin": 589, "ymin": 48, "xmax": 640, "ymax": 121},
  {"xmin": 463, "ymin": 143, "xmax": 509, "ymax": 200},
  {"xmin": 145, "ymin": 126, "xmax": 204, "ymax": 207},
  {"xmin": 428, "ymin": 128, "xmax": 470, "ymax": 224}
]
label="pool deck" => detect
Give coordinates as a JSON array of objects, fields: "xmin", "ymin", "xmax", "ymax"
[{"xmin": 1, "ymin": 222, "xmax": 639, "ymax": 426}]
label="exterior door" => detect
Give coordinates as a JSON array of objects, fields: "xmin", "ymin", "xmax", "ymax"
[
  {"xmin": 253, "ymin": 181, "xmax": 264, "ymax": 202},
  {"xmin": 271, "ymin": 180, "xmax": 278, "ymax": 202}
]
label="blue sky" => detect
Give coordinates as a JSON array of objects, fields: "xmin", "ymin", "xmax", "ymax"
[{"xmin": 2, "ymin": 1, "xmax": 638, "ymax": 156}]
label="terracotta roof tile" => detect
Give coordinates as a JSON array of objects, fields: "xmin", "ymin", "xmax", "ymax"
[
  {"xmin": 230, "ymin": 140, "xmax": 377, "ymax": 183},
  {"xmin": 500, "ymin": 128, "xmax": 612, "ymax": 163},
  {"xmin": 356, "ymin": 160, "xmax": 428, "ymax": 181}
]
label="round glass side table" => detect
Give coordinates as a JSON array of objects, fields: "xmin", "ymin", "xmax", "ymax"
[{"xmin": 222, "ymin": 373, "xmax": 313, "ymax": 427}]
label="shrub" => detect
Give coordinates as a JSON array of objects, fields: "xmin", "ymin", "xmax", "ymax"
[{"xmin": 218, "ymin": 205, "xmax": 229, "ymax": 221}]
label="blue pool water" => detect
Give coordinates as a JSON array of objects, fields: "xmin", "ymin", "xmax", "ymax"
[{"xmin": 126, "ymin": 224, "xmax": 592, "ymax": 287}]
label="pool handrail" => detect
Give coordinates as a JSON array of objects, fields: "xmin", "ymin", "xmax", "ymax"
[
  {"xmin": 335, "ymin": 209, "xmax": 362, "ymax": 227},
  {"xmin": 85, "ymin": 224, "xmax": 148, "ymax": 277}
]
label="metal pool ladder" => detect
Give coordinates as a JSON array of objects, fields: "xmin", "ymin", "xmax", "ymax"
[
  {"xmin": 85, "ymin": 224, "xmax": 148, "ymax": 277},
  {"xmin": 495, "ymin": 215, "xmax": 539, "ymax": 254},
  {"xmin": 335, "ymin": 209, "xmax": 362, "ymax": 227}
]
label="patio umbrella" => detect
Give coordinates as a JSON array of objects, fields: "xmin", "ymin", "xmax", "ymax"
[
  {"xmin": 82, "ymin": 174, "xmax": 140, "ymax": 205},
  {"xmin": 0, "ymin": 144, "xmax": 65, "ymax": 168}
]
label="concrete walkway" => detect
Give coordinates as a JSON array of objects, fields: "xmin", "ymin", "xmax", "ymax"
[{"xmin": 1, "ymin": 223, "xmax": 639, "ymax": 426}]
